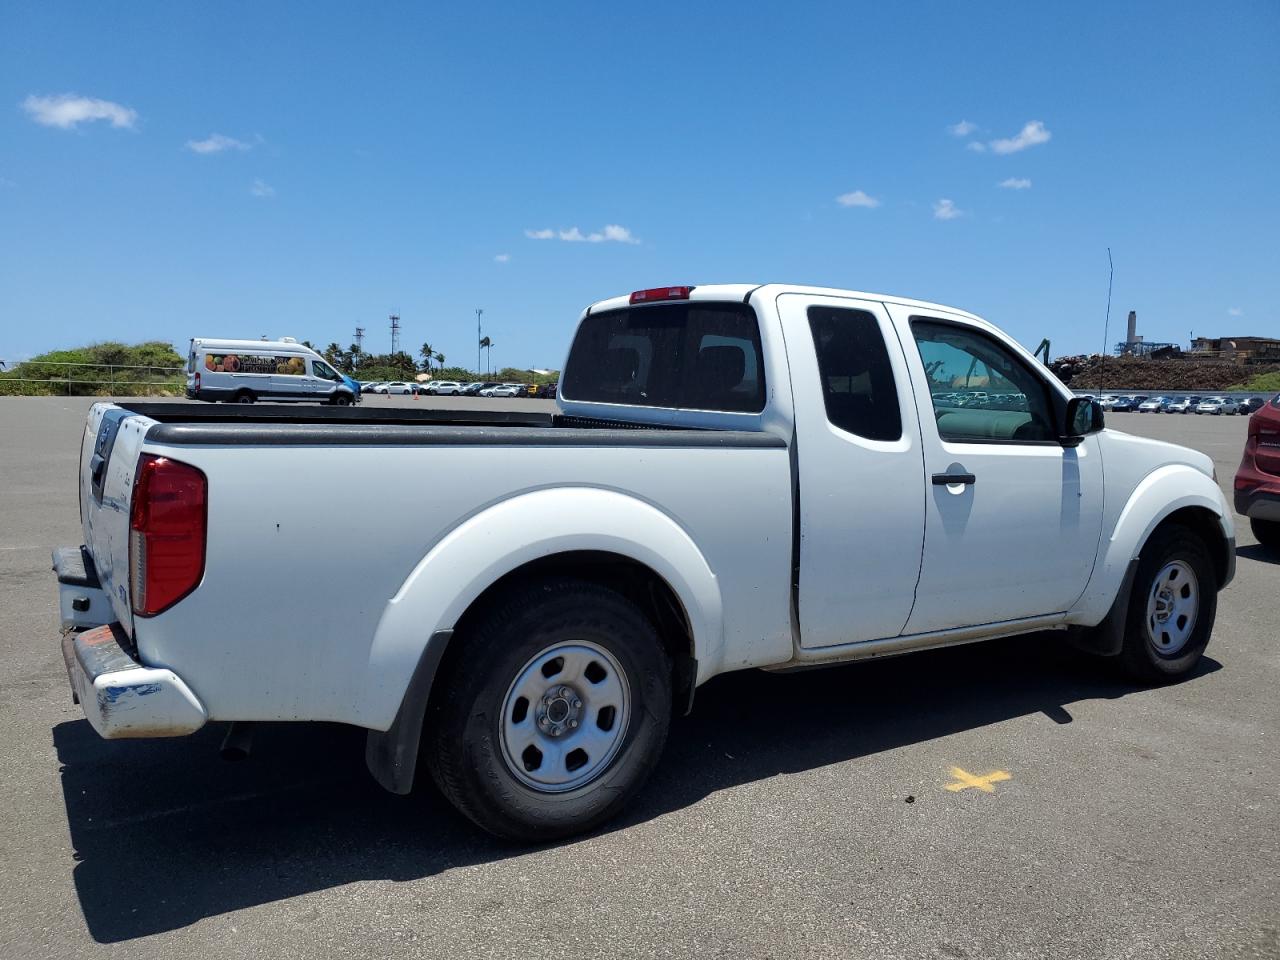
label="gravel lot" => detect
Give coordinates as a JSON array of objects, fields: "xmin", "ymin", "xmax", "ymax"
[{"xmin": 1, "ymin": 398, "xmax": 1276, "ymax": 960}]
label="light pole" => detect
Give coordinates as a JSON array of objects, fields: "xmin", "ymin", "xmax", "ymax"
[
  {"xmin": 1099, "ymin": 248, "xmax": 1113, "ymax": 394},
  {"xmin": 476, "ymin": 308, "xmax": 483, "ymax": 377}
]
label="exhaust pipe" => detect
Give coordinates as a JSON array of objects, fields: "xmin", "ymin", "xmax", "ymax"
[{"xmin": 220, "ymin": 722, "xmax": 255, "ymax": 761}]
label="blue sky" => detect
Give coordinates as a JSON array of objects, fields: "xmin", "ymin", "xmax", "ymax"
[{"xmin": 2, "ymin": 1, "xmax": 1277, "ymax": 370}]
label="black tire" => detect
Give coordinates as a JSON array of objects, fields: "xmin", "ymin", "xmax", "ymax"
[
  {"xmin": 1251, "ymin": 518, "xmax": 1280, "ymax": 550},
  {"xmin": 332, "ymin": 392, "xmax": 352, "ymax": 406},
  {"xmin": 1118, "ymin": 524, "xmax": 1217, "ymax": 684},
  {"xmin": 233, "ymin": 390, "xmax": 255, "ymax": 404},
  {"xmin": 426, "ymin": 578, "xmax": 672, "ymax": 841}
]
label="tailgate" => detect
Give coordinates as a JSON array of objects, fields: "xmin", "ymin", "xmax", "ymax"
[{"xmin": 80, "ymin": 403, "xmax": 158, "ymax": 635}]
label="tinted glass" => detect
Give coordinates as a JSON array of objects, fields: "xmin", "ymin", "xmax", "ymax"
[
  {"xmin": 561, "ymin": 302, "xmax": 765, "ymax": 413},
  {"xmin": 807, "ymin": 306, "xmax": 901, "ymax": 441},
  {"xmin": 911, "ymin": 320, "xmax": 1055, "ymax": 442}
]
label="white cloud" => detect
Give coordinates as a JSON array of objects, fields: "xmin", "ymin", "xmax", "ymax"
[
  {"xmin": 494, "ymin": 253, "xmax": 510, "ymax": 263},
  {"xmin": 999, "ymin": 177, "xmax": 1032, "ymax": 190},
  {"xmin": 966, "ymin": 141, "xmax": 986, "ymax": 153},
  {"xmin": 989, "ymin": 120, "xmax": 1051, "ymax": 155},
  {"xmin": 933, "ymin": 198, "xmax": 963, "ymax": 220},
  {"xmin": 600, "ymin": 224, "xmax": 638, "ymax": 243},
  {"xmin": 525, "ymin": 224, "xmax": 639, "ymax": 244},
  {"xmin": 250, "ymin": 178, "xmax": 275, "ymax": 198},
  {"xmin": 1228, "ymin": 307, "xmax": 1243, "ymax": 317},
  {"xmin": 948, "ymin": 120, "xmax": 977, "ymax": 137},
  {"xmin": 836, "ymin": 189, "xmax": 880, "ymax": 208},
  {"xmin": 186, "ymin": 133, "xmax": 251, "ymax": 154},
  {"xmin": 22, "ymin": 93, "xmax": 137, "ymax": 130}
]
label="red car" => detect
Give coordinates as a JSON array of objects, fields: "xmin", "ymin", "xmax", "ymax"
[{"xmin": 1234, "ymin": 393, "xmax": 1280, "ymax": 548}]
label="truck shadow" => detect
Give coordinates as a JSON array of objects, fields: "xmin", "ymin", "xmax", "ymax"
[
  {"xmin": 1235, "ymin": 542, "xmax": 1278, "ymax": 565},
  {"xmin": 55, "ymin": 634, "xmax": 1220, "ymax": 943}
]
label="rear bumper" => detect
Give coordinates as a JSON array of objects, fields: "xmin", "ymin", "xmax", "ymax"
[
  {"xmin": 55, "ymin": 545, "xmax": 206, "ymax": 739},
  {"xmin": 61, "ymin": 623, "xmax": 207, "ymax": 739},
  {"xmin": 1235, "ymin": 488, "xmax": 1280, "ymax": 522}
]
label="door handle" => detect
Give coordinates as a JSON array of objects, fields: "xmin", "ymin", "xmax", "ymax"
[{"xmin": 932, "ymin": 472, "xmax": 976, "ymax": 485}]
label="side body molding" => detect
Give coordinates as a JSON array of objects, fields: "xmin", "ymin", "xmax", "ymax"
[
  {"xmin": 360, "ymin": 486, "xmax": 725, "ymax": 734},
  {"xmin": 1069, "ymin": 464, "xmax": 1234, "ymax": 626}
]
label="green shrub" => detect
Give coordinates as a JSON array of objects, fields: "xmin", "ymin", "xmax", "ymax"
[
  {"xmin": 0, "ymin": 341, "xmax": 185, "ymax": 396},
  {"xmin": 1229, "ymin": 371, "xmax": 1280, "ymax": 393}
]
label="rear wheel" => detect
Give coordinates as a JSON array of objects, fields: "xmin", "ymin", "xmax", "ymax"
[
  {"xmin": 233, "ymin": 390, "xmax": 255, "ymax": 404},
  {"xmin": 426, "ymin": 578, "xmax": 672, "ymax": 841},
  {"xmin": 1118, "ymin": 525, "xmax": 1217, "ymax": 683},
  {"xmin": 1251, "ymin": 518, "xmax": 1280, "ymax": 550}
]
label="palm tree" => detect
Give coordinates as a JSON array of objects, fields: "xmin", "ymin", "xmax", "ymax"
[
  {"xmin": 419, "ymin": 342, "xmax": 435, "ymax": 373},
  {"xmin": 434, "ymin": 351, "xmax": 445, "ymax": 371}
]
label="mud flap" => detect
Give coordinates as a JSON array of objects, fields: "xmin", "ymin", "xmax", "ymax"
[
  {"xmin": 1069, "ymin": 557, "xmax": 1140, "ymax": 657},
  {"xmin": 364, "ymin": 630, "xmax": 452, "ymax": 795}
]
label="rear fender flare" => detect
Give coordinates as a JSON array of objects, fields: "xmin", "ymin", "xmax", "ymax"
[{"xmin": 360, "ymin": 486, "xmax": 724, "ymax": 732}]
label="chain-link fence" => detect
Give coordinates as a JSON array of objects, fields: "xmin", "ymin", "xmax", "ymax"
[{"xmin": 0, "ymin": 360, "xmax": 186, "ymax": 397}]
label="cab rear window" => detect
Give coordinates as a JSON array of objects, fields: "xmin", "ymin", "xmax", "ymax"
[{"xmin": 561, "ymin": 303, "xmax": 766, "ymax": 413}]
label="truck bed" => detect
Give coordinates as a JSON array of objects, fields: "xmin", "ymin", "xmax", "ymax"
[{"xmin": 81, "ymin": 400, "xmax": 796, "ymax": 729}]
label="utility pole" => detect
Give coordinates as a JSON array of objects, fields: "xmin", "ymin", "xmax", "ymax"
[
  {"xmin": 1099, "ymin": 248, "xmax": 1113, "ymax": 394},
  {"xmin": 390, "ymin": 314, "xmax": 401, "ymax": 354},
  {"xmin": 354, "ymin": 326, "xmax": 365, "ymax": 352},
  {"xmin": 476, "ymin": 308, "xmax": 483, "ymax": 376}
]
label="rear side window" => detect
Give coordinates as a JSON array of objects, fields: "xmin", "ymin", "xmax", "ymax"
[
  {"xmin": 561, "ymin": 303, "xmax": 766, "ymax": 413},
  {"xmin": 807, "ymin": 306, "xmax": 902, "ymax": 441}
]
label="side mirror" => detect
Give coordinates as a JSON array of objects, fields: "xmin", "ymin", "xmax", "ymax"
[{"xmin": 1062, "ymin": 397, "xmax": 1104, "ymax": 445}]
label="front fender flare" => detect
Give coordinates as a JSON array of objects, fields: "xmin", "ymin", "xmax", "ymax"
[{"xmin": 1070, "ymin": 464, "xmax": 1234, "ymax": 625}]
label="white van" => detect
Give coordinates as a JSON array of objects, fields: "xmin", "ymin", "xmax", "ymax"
[{"xmin": 186, "ymin": 338, "xmax": 360, "ymax": 405}]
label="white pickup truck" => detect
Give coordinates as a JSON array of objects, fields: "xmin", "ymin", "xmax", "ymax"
[{"xmin": 55, "ymin": 284, "xmax": 1235, "ymax": 840}]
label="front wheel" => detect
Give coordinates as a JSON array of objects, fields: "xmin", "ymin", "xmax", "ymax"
[
  {"xmin": 1118, "ymin": 525, "xmax": 1217, "ymax": 683},
  {"xmin": 331, "ymin": 393, "xmax": 352, "ymax": 406},
  {"xmin": 426, "ymin": 579, "xmax": 672, "ymax": 841}
]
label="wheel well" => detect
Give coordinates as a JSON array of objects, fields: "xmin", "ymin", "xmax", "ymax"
[
  {"xmin": 448, "ymin": 551, "xmax": 698, "ymax": 714},
  {"xmin": 1150, "ymin": 506, "xmax": 1231, "ymax": 587}
]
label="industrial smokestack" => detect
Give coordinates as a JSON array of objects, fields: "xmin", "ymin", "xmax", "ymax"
[{"xmin": 1126, "ymin": 311, "xmax": 1137, "ymax": 344}]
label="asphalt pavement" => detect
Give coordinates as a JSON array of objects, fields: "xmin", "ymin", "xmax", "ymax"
[{"xmin": 1, "ymin": 398, "xmax": 1276, "ymax": 960}]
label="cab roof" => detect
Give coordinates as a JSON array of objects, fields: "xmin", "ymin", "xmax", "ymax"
[{"xmin": 586, "ymin": 283, "xmax": 986, "ymax": 325}]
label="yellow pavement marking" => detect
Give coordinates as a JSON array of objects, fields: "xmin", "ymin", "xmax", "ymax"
[{"xmin": 945, "ymin": 767, "xmax": 1011, "ymax": 793}]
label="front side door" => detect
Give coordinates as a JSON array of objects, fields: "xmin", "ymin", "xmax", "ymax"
[
  {"xmin": 308, "ymin": 359, "xmax": 342, "ymax": 399},
  {"xmin": 778, "ymin": 294, "xmax": 926, "ymax": 647},
  {"xmin": 889, "ymin": 309, "xmax": 1104, "ymax": 634}
]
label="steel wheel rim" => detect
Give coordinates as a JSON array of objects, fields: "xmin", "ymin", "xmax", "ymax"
[
  {"xmin": 1145, "ymin": 560, "xmax": 1199, "ymax": 656},
  {"xmin": 499, "ymin": 640, "xmax": 631, "ymax": 793}
]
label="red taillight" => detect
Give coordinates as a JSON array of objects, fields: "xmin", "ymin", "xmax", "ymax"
[
  {"xmin": 194, "ymin": 371, "xmax": 201, "ymax": 389},
  {"xmin": 630, "ymin": 286, "xmax": 692, "ymax": 305},
  {"xmin": 129, "ymin": 454, "xmax": 207, "ymax": 616}
]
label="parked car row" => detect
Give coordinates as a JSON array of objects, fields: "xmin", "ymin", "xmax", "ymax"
[
  {"xmin": 930, "ymin": 391, "xmax": 1030, "ymax": 412},
  {"xmin": 357, "ymin": 380, "xmax": 555, "ymax": 398},
  {"xmin": 1094, "ymin": 394, "xmax": 1266, "ymax": 415}
]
